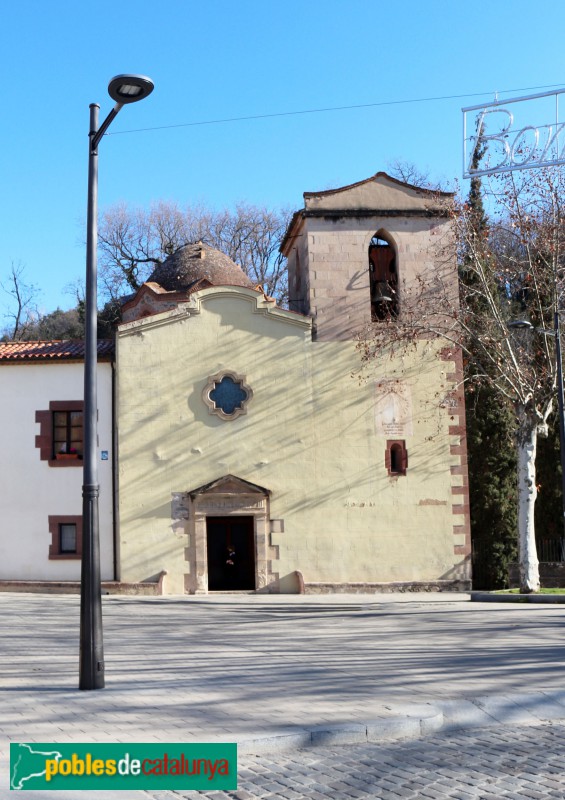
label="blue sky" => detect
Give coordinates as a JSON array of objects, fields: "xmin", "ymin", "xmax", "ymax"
[{"xmin": 2, "ymin": 0, "xmax": 565, "ymax": 316}]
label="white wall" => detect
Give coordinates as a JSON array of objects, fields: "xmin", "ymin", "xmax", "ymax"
[{"xmin": 0, "ymin": 361, "xmax": 114, "ymax": 580}]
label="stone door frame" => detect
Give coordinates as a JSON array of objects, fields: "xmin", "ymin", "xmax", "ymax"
[{"xmin": 181, "ymin": 475, "xmax": 278, "ymax": 594}]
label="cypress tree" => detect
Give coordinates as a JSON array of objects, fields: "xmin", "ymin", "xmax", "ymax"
[
  {"xmin": 466, "ymin": 387, "xmax": 518, "ymax": 588},
  {"xmin": 535, "ymin": 410, "xmax": 564, "ymax": 560}
]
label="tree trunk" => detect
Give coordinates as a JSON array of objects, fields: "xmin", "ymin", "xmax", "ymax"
[{"xmin": 516, "ymin": 408, "xmax": 540, "ymax": 593}]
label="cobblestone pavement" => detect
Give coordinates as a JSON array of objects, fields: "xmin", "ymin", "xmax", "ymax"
[{"xmin": 174, "ymin": 723, "xmax": 565, "ymax": 800}]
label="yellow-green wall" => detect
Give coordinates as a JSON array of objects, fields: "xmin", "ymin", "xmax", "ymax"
[{"xmin": 117, "ymin": 287, "xmax": 466, "ymax": 593}]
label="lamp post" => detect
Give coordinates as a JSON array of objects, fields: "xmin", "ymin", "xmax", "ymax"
[
  {"xmin": 80, "ymin": 75, "xmax": 154, "ymax": 690},
  {"xmin": 508, "ymin": 316, "xmax": 565, "ymax": 541}
]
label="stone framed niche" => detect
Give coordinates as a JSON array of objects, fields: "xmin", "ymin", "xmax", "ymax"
[{"xmin": 182, "ymin": 474, "xmax": 278, "ymax": 594}]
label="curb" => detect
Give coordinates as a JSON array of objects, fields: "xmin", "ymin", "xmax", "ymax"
[
  {"xmin": 236, "ymin": 690, "xmax": 565, "ymax": 755},
  {"xmin": 471, "ymin": 591, "xmax": 565, "ymax": 604},
  {"xmin": 237, "ymin": 706, "xmax": 444, "ymax": 755}
]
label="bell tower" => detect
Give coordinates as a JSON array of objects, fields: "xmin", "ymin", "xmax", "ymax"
[{"xmin": 281, "ymin": 171, "xmax": 453, "ymax": 341}]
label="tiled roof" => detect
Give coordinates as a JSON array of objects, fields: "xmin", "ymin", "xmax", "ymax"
[
  {"xmin": 0, "ymin": 340, "xmax": 114, "ymax": 362},
  {"xmin": 148, "ymin": 243, "xmax": 254, "ymax": 292}
]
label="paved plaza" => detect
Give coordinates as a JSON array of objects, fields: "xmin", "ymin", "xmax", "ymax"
[{"xmin": 1, "ymin": 592, "xmax": 565, "ymax": 798}]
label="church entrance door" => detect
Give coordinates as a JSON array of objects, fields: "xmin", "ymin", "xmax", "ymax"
[{"xmin": 206, "ymin": 516, "xmax": 256, "ymax": 591}]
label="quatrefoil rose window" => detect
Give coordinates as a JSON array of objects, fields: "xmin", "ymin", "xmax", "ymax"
[{"xmin": 202, "ymin": 371, "xmax": 253, "ymax": 420}]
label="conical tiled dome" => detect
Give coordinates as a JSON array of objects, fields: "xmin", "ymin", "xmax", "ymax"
[{"xmin": 147, "ymin": 243, "xmax": 254, "ymax": 292}]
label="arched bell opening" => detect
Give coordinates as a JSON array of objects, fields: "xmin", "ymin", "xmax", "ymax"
[{"xmin": 369, "ymin": 232, "xmax": 399, "ymax": 321}]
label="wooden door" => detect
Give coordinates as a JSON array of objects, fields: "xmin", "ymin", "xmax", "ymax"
[{"xmin": 206, "ymin": 516, "xmax": 256, "ymax": 591}]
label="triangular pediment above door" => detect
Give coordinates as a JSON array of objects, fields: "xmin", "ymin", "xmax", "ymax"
[{"xmin": 189, "ymin": 474, "xmax": 270, "ymax": 499}]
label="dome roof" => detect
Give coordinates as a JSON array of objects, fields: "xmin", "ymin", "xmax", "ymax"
[{"xmin": 147, "ymin": 243, "xmax": 254, "ymax": 292}]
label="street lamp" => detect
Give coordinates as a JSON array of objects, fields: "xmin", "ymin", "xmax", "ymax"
[
  {"xmin": 508, "ymin": 315, "xmax": 565, "ymax": 540},
  {"xmin": 80, "ymin": 74, "xmax": 154, "ymax": 691}
]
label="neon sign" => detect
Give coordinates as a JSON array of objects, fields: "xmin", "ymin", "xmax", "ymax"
[{"xmin": 463, "ymin": 88, "xmax": 565, "ymax": 178}]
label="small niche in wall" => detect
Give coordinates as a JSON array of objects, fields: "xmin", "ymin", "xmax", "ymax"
[{"xmin": 385, "ymin": 440, "xmax": 407, "ymax": 476}]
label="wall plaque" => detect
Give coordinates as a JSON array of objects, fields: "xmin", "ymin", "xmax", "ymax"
[{"xmin": 374, "ymin": 379, "xmax": 413, "ymax": 437}]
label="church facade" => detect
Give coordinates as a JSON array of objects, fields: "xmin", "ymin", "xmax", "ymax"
[{"xmin": 115, "ymin": 172, "xmax": 471, "ymax": 594}]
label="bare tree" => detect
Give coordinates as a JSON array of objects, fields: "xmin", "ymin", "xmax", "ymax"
[
  {"xmin": 387, "ymin": 160, "xmax": 446, "ymax": 191},
  {"xmin": 64, "ymin": 278, "xmax": 85, "ymax": 307},
  {"xmin": 98, "ymin": 201, "xmax": 291, "ymax": 305},
  {"xmin": 205, "ymin": 203, "xmax": 290, "ymax": 302},
  {"xmin": 358, "ymin": 167, "xmax": 565, "ymax": 593},
  {"xmin": 1, "ymin": 261, "xmax": 39, "ymax": 340}
]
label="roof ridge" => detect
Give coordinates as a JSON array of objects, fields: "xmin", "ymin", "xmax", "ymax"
[{"xmin": 303, "ymin": 170, "xmax": 453, "ymax": 199}]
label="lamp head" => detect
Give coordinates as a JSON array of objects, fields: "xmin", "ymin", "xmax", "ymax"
[{"xmin": 108, "ymin": 74, "xmax": 154, "ymax": 104}]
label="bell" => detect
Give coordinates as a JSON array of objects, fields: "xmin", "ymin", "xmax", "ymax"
[{"xmin": 371, "ymin": 281, "xmax": 393, "ymax": 303}]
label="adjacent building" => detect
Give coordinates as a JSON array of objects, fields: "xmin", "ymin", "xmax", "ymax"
[{"xmin": 0, "ymin": 341, "xmax": 114, "ymax": 583}]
